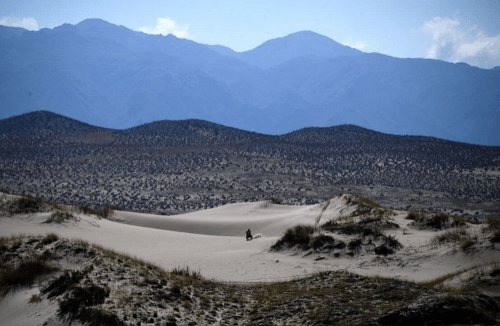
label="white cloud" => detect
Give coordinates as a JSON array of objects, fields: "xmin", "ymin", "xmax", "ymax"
[
  {"xmin": 139, "ymin": 18, "xmax": 190, "ymax": 38},
  {"xmin": 342, "ymin": 39, "xmax": 368, "ymax": 51},
  {"xmin": 422, "ymin": 17, "xmax": 500, "ymax": 68},
  {"xmin": 0, "ymin": 16, "xmax": 39, "ymax": 30}
]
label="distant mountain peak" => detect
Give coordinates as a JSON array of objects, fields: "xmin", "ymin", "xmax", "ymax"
[
  {"xmin": 239, "ymin": 30, "xmax": 362, "ymax": 69},
  {"xmin": 492, "ymin": 66, "xmax": 500, "ymax": 71}
]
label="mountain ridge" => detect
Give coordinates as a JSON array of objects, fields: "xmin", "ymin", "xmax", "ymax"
[
  {"xmin": 1, "ymin": 19, "xmax": 499, "ymax": 145},
  {"xmin": 1, "ymin": 110, "xmax": 495, "ymax": 148}
]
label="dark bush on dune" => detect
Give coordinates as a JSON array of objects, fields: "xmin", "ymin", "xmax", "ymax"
[
  {"xmin": 0, "ymin": 258, "xmax": 58, "ymax": 295},
  {"xmin": 312, "ymin": 234, "xmax": 334, "ymax": 249},
  {"xmin": 42, "ymin": 269, "xmax": 86, "ymax": 298},
  {"xmin": 322, "ymin": 221, "xmax": 384, "ymax": 239},
  {"xmin": 8, "ymin": 196, "xmax": 43, "ymax": 214},
  {"xmin": 271, "ymin": 225, "xmax": 315, "ymax": 250}
]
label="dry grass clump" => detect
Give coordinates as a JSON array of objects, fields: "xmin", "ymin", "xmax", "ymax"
[
  {"xmin": 271, "ymin": 225, "xmax": 316, "ymax": 250},
  {"xmin": 482, "ymin": 219, "xmax": 500, "ymax": 244},
  {"xmin": 45, "ymin": 210, "xmax": 76, "ymax": 224},
  {"xmin": 406, "ymin": 210, "xmax": 426, "ymax": 220},
  {"xmin": 7, "ymin": 196, "xmax": 43, "ymax": 214},
  {"xmin": 322, "ymin": 220, "xmax": 385, "ymax": 239},
  {"xmin": 77, "ymin": 205, "xmax": 114, "ymax": 219},
  {"xmin": 0, "ymin": 255, "xmax": 58, "ymax": 295},
  {"xmin": 172, "ymin": 266, "xmax": 202, "ymax": 280},
  {"xmin": 430, "ymin": 229, "xmax": 477, "ymax": 251}
]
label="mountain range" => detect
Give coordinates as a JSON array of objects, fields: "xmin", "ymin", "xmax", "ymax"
[{"xmin": 0, "ymin": 19, "xmax": 499, "ymax": 146}]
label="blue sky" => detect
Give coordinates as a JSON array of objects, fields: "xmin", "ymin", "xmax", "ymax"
[{"xmin": 1, "ymin": 0, "xmax": 499, "ymax": 68}]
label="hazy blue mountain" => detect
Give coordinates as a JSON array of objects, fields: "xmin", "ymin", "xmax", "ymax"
[
  {"xmin": 0, "ymin": 25, "xmax": 26, "ymax": 39},
  {"xmin": 492, "ymin": 66, "xmax": 500, "ymax": 71},
  {"xmin": 238, "ymin": 31, "xmax": 362, "ymax": 70},
  {"xmin": 1, "ymin": 19, "xmax": 499, "ymax": 145}
]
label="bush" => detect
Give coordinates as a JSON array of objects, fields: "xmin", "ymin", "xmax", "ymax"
[
  {"xmin": 0, "ymin": 258, "xmax": 58, "ymax": 295},
  {"xmin": 172, "ymin": 266, "xmax": 202, "ymax": 280},
  {"xmin": 45, "ymin": 211, "xmax": 74, "ymax": 223},
  {"xmin": 271, "ymin": 225, "xmax": 315, "ymax": 251},
  {"xmin": 322, "ymin": 222, "xmax": 384, "ymax": 239},
  {"xmin": 9, "ymin": 196, "xmax": 43, "ymax": 214},
  {"xmin": 311, "ymin": 234, "xmax": 334, "ymax": 250},
  {"xmin": 58, "ymin": 282, "xmax": 123, "ymax": 326},
  {"xmin": 42, "ymin": 233, "xmax": 59, "ymax": 245},
  {"xmin": 269, "ymin": 197, "xmax": 283, "ymax": 205},
  {"xmin": 375, "ymin": 244, "xmax": 394, "ymax": 255},
  {"xmin": 406, "ymin": 211, "xmax": 425, "ymax": 220},
  {"xmin": 347, "ymin": 238, "xmax": 362, "ymax": 252},
  {"xmin": 385, "ymin": 235, "xmax": 403, "ymax": 250},
  {"xmin": 491, "ymin": 231, "xmax": 500, "ymax": 244},
  {"xmin": 41, "ymin": 269, "xmax": 86, "ymax": 298}
]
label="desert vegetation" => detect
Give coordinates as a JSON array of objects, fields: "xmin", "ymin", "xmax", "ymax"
[
  {"xmin": 1, "ymin": 234, "xmax": 499, "ymax": 325},
  {"xmin": 1, "ymin": 113, "xmax": 499, "ymax": 216}
]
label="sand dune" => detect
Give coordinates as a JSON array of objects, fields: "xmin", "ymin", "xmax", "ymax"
[{"xmin": 1, "ymin": 195, "xmax": 499, "ymax": 285}]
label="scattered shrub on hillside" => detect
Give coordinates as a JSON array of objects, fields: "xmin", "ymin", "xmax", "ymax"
[
  {"xmin": 311, "ymin": 234, "xmax": 334, "ymax": 250},
  {"xmin": 271, "ymin": 225, "xmax": 315, "ymax": 251},
  {"xmin": 0, "ymin": 258, "xmax": 58, "ymax": 295},
  {"xmin": 45, "ymin": 210, "xmax": 75, "ymax": 224},
  {"xmin": 374, "ymin": 244, "xmax": 394, "ymax": 255},
  {"xmin": 42, "ymin": 269, "xmax": 86, "ymax": 298},
  {"xmin": 58, "ymin": 282, "xmax": 119, "ymax": 325},
  {"xmin": 42, "ymin": 233, "xmax": 59, "ymax": 245},
  {"xmin": 483, "ymin": 219, "xmax": 500, "ymax": 234},
  {"xmin": 424, "ymin": 214, "xmax": 450, "ymax": 229},
  {"xmin": 8, "ymin": 196, "xmax": 43, "ymax": 214},
  {"xmin": 406, "ymin": 211, "xmax": 425, "ymax": 220},
  {"xmin": 431, "ymin": 229, "xmax": 467, "ymax": 245},
  {"xmin": 172, "ymin": 266, "xmax": 202, "ymax": 280},
  {"xmin": 385, "ymin": 235, "xmax": 403, "ymax": 250},
  {"xmin": 322, "ymin": 221, "xmax": 384, "ymax": 239},
  {"xmin": 77, "ymin": 205, "xmax": 114, "ymax": 219},
  {"xmin": 490, "ymin": 231, "xmax": 500, "ymax": 244},
  {"xmin": 269, "ymin": 197, "xmax": 283, "ymax": 205},
  {"xmin": 347, "ymin": 238, "xmax": 363, "ymax": 253},
  {"xmin": 96, "ymin": 207, "xmax": 114, "ymax": 219}
]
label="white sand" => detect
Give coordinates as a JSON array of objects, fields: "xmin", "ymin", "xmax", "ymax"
[{"xmin": 0, "ymin": 197, "xmax": 498, "ymax": 285}]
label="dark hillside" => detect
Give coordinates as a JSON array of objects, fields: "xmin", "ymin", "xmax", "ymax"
[{"xmin": 0, "ymin": 111, "xmax": 108, "ymax": 135}]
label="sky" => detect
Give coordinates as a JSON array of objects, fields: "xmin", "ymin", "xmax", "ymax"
[{"xmin": 1, "ymin": 0, "xmax": 499, "ymax": 68}]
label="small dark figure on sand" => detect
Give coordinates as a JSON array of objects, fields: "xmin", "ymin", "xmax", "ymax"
[{"xmin": 246, "ymin": 228, "xmax": 253, "ymax": 241}]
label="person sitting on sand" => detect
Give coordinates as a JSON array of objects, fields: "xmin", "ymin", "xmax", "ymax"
[{"xmin": 246, "ymin": 228, "xmax": 253, "ymax": 240}]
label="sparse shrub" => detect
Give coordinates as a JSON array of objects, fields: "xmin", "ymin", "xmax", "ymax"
[
  {"xmin": 0, "ymin": 258, "xmax": 58, "ymax": 295},
  {"xmin": 484, "ymin": 219, "xmax": 500, "ymax": 234},
  {"xmin": 347, "ymin": 238, "xmax": 362, "ymax": 253},
  {"xmin": 311, "ymin": 234, "xmax": 334, "ymax": 250},
  {"xmin": 269, "ymin": 197, "xmax": 283, "ymax": 205},
  {"xmin": 491, "ymin": 231, "xmax": 500, "ymax": 244},
  {"xmin": 42, "ymin": 269, "xmax": 86, "ymax": 298},
  {"xmin": 58, "ymin": 282, "xmax": 110, "ymax": 319},
  {"xmin": 96, "ymin": 207, "xmax": 114, "ymax": 219},
  {"xmin": 460, "ymin": 237, "xmax": 476, "ymax": 251},
  {"xmin": 29, "ymin": 294, "xmax": 42, "ymax": 303},
  {"xmin": 425, "ymin": 213, "xmax": 450, "ymax": 229},
  {"xmin": 374, "ymin": 244, "xmax": 394, "ymax": 255},
  {"xmin": 271, "ymin": 225, "xmax": 315, "ymax": 250},
  {"xmin": 9, "ymin": 196, "xmax": 43, "ymax": 214},
  {"xmin": 322, "ymin": 222, "xmax": 384, "ymax": 239},
  {"xmin": 433, "ymin": 229, "xmax": 467, "ymax": 244},
  {"xmin": 42, "ymin": 233, "xmax": 59, "ymax": 245},
  {"xmin": 385, "ymin": 235, "xmax": 403, "ymax": 249},
  {"xmin": 406, "ymin": 211, "xmax": 425, "ymax": 220},
  {"xmin": 451, "ymin": 218, "xmax": 467, "ymax": 228},
  {"xmin": 172, "ymin": 266, "xmax": 202, "ymax": 279},
  {"xmin": 45, "ymin": 210, "xmax": 74, "ymax": 223}
]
